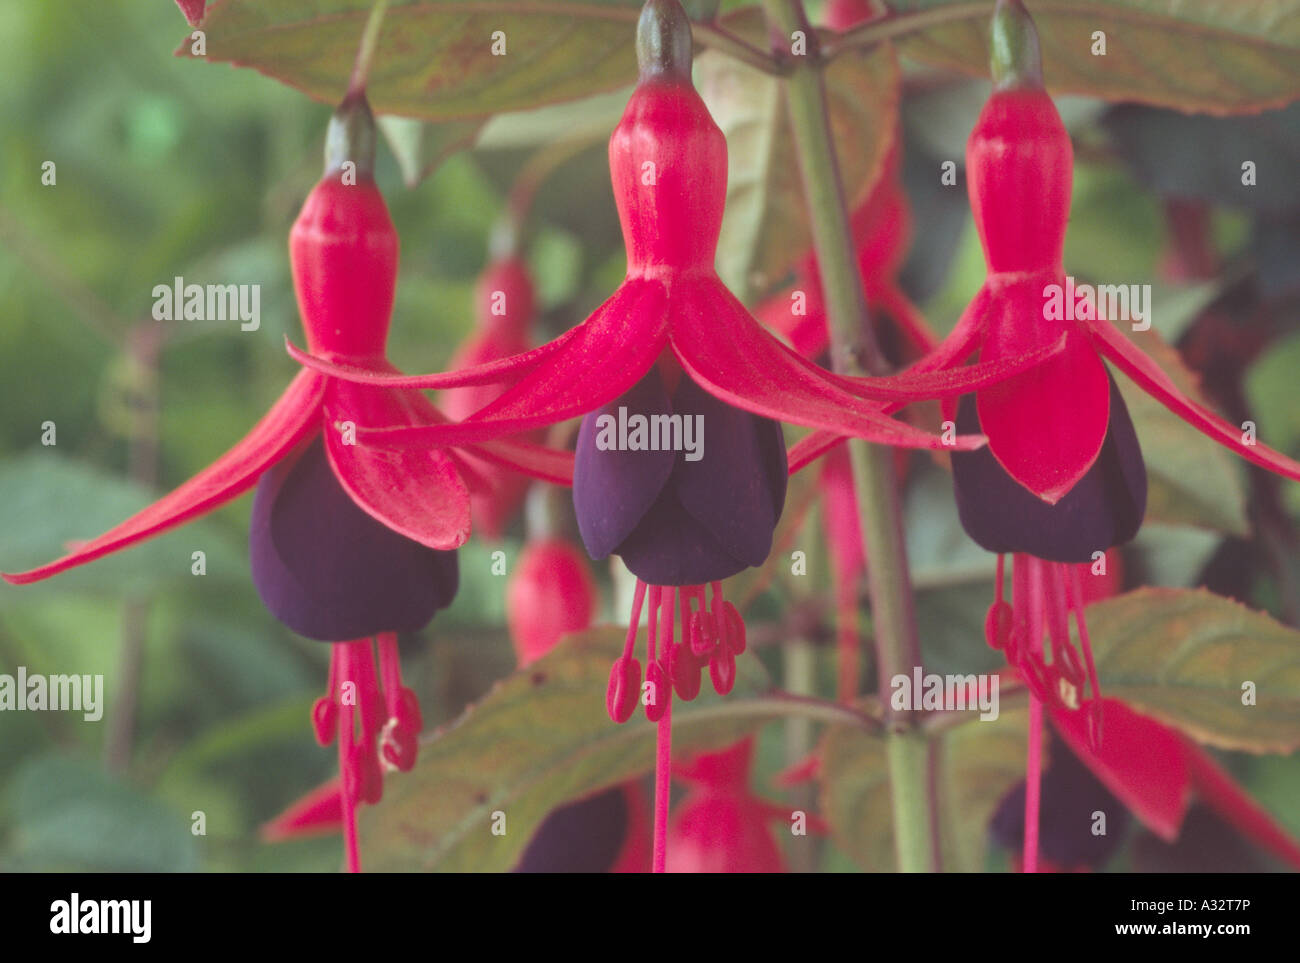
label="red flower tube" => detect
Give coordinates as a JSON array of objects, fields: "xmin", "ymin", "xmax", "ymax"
[
  {"xmin": 3, "ymin": 93, "xmax": 572, "ymax": 873},
  {"xmin": 286, "ymin": 0, "xmax": 1064, "ymax": 871}
]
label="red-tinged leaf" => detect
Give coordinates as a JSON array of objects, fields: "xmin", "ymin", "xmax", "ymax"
[
  {"xmin": 3, "ymin": 371, "xmax": 327, "ymax": 586},
  {"xmin": 1051, "ymin": 699, "xmax": 1191, "ymax": 842},
  {"xmin": 888, "ymin": 0, "xmax": 1300, "ymax": 116},
  {"xmin": 1086, "ymin": 312, "xmax": 1300, "ymax": 485},
  {"xmin": 1081, "ymin": 587, "xmax": 1300, "ymax": 754},
  {"xmin": 179, "ymin": 0, "xmax": 643, "ymax": 122},
  {"xmin": 356, "ymin": 628, "xmax": 805, "ymax": 871},
  {"xmin": 323, "ymin": 379, "xmax": 471, "ymax": 551},
  {"xmin": 697, "ymin": 12, "xmax": 901, "ymax": 295},
  {"xmin": 669, "ymin": 278, "xmax": 983, "ymax": 452}
]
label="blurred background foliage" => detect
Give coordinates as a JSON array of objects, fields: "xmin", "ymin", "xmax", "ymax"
[{"xmin": 1, "ymin": 0, "xmax": 1299, "ymax": 872}]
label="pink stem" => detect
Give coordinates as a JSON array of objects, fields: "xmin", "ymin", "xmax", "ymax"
[
  {"xmin": 622, "ymin": 580, "xmax": 648, "ymax": 661},
  {"xmin": 337, "ymin": 643, "xmax": 361, "ymax": 874},
  {"xmin": 1022, "ymin": 557, "xmax": 1046, "ymax": 875},
  {"xmin": 377, "ymin": 631, "xmax": 401, "ymax": 718},
  {"xmin": 652, "ymin": 587, "xmax": 675, "ymax": 874}
]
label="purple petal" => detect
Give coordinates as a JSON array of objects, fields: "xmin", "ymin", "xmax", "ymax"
[
  {"xmin": 573, "ymin": 369, "xmax": 677, "ymax": 560},
  {"xmin": 952, "ymin": 373, "xmax": 1146, "ymax": 563},
  {"xmin": 616, "ymin": 484, "xmax": 751, "ymax": 586},
  {"xmin": 990, "ymin": 734, "xmax": 1131, "ymax": 870},
  {"xmin": 671, "ymin": 376, "xmax": 787, "ymax": 568},
  {"xmin": 514, "ymin": 787, "xmax": 629, "ymax": 873},
  {"xmin": 249, "ymin": 438, "xmax": 458, "ymax": 641}
]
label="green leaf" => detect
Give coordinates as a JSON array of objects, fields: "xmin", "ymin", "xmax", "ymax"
[
  {"xmin": 888, "ymin": 1, "xmax": 1300, "ymax": 115},
  {"xmin": 937, "ymin": 705, "xmax": 1030, "ymax": 872},
  {"xmin": 1117, "ymin": 327, "xmax": 1249, "ymax": 535},
  {"xmin": 6, "ymin": 754, "xmax": 199, "ymax": 871},
  {"xmin": 818, "ymin": 705, "xmax": 1029, "ymax": 871},
  {"xmin": 184, "ymin": 0, "xmax": 643, "ymax": 121},
  {"xmin": 0, "ymin": 452, "xmax": 247, "ymax": 604},
  {"xmin": 359, "ymin": 626, "xmax": 860, "ymax": 870},
  {"xmin": 699, "ymin": 33, "xmax": 900, "ymax": 296},
  {"xmin": 1084, "ymin": 587, "xmax": 1300, "ymax": 752}
]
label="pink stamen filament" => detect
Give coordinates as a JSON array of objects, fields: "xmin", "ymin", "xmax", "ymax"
[
  {"xmin": 653, "ymin": 587, "xmax": 675, "ymax": 874},
  {"xmin": 621, "ymin": 579, "xmax": 649, "ymax": 663},
  {"xmin": 378, "ymin": 631, "xmax": 402, "ymax": 719},
  {"xmin": 337, "ymin": 642, "xmax": 361, "ymax": 874},
  {"xmin": 1067, "ymin": 566, "xmax": 1105, "ymax": 747},
  {"xmin": 1022, "ymin": 555, "xmax": 1046, "ymax": 876}
]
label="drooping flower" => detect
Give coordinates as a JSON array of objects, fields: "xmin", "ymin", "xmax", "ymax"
[
  {"xmin": 3, "ymin": 93, "xmax": 571, "ymax": 873},
  {"xmin": 286, "ymin": 0, "xmax": 1061, "ymax": 871},
  {"xmin": 506, "ymin": 535, "xmax": 597, "ymax": 667},
  {"xmin": 666, "ymin": 739, "xmax": 789, "ymax": 874},
  {"xmin": 991, "ymin": 698, "xmax": 1300, "ymax": 872}
]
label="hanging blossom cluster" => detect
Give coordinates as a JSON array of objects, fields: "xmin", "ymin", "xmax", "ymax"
[
  {"xmin": 10, "ymin": 0, "xmax": 1300, "ymax": 877},
  {"xmin": 3, "ymin": 90, "xmax": 571, "ymax": 873},
  {"xmin": 288, "ymin": 0, "xmax": 1063, "ymax": 871}
]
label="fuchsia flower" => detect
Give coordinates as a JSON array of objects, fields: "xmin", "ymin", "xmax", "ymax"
[
  {"xmin": 992, "ymin": 693, "xmax": 1300, "ymax": 872},
  {"xmin": 940, "ymin": 1, "xmax": 1300, "ymax": 871},
  {"xmin": 506, "ymin": 536, "xmax": 597, "ymax": 667},
  {"xmin": 666, "ymin": 739, "xmax": 789, "ymax": 874},
  {"xmin": 3, "ymin": 94, "xmax": 571, "ymax": 873},
  {"xmin": 286, "ymin": 0, "xmax": 1060, "ymax": 871}
]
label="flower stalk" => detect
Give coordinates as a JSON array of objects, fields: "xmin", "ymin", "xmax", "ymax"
[{"xmin": 759, "ymin": 0, "xmax": 940, "ymax": 872}]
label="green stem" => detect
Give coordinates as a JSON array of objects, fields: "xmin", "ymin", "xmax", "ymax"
[
  {"xmin": 693, "ymin": 21, "xmax": 789, "ymax": 74},
  {"xmin": 346, "ymin": 0, "xmax": 390, "ymax": 97},
  {"xmin": 760, "ymin": 0, "xmax": 939, "ymax": 872}
]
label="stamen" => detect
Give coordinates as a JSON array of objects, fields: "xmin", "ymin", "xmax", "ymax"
[
  {"xmin": 644, "ymin": 586, "xmax": 668, "ymax": 722},
  {"xmin": 1044, "ymin": 566, "xmax": 1084, "ymax": 688},
  {"xmin": 312, "ymin": 645, "xmax": 342, "ymax": 746},
  {"xmin": 378, "ymin": 631, "xmax": 402, "ymax": 719},
  {"xmin": 607, "ymin": 580, "xmax": 648, "ymax": 723},
  {"xmin": 669, "ymin": 586, "xmax": 703, "ymax": 701},
  {"xmin": 1067, "ymin": 566, "xmax": 1105, "ymax": 749},
  {"xmin": 985, "ymin": 554, "xmax": 1014, "ymax": 651},
  {"xmin": 653, "ymin": 587, "xmax": 675, "ymax": 874},
  {"xmin": 1022, "ymin": 555, "xmax": 1046, "ymax": 876},
  {"xmin": 336, "ymin": 642, "xmax": 361, "ymax": 874},
  {"xmin": 377, "ymin": 631, "xmax": 421, "ymax": 773}
]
